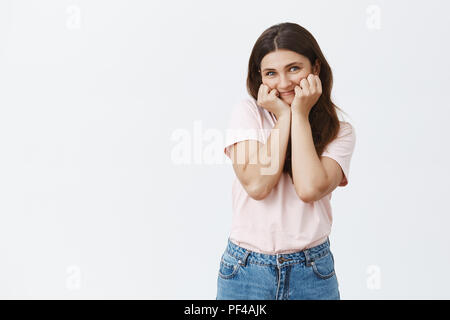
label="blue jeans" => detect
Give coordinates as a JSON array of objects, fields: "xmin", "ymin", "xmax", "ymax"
[{"xmin": 216, "ymin": 237, "xmax": 340, "ymax": 300}]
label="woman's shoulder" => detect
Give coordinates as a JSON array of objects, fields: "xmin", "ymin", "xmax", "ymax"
[
  {"xmin": 230, "ymin": 95, "xmax": 265, "ymax": 117},
  {"xmin": 238, "ymin": 95, "xmax": 276, "ymax": 119},
  {"xmin": 337, "ymin": 120, "xmax": 355, "ymax": 134},
  {"xmin": 237, "ymin": 95, "xmax": 260, "ymax": 110},
  {"xmin": 334, "ymin": 120, "xmax": 356, "ymax": 143}
]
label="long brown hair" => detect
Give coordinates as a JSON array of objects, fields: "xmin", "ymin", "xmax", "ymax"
[{"xmin": 246, "ymin": 22, "xmax": 346, "ymax": 183}]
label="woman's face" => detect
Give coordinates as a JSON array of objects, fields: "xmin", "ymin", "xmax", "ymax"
[{"xmin": 260, "ymin": 49, "xmax": 319, "ymax": 105}]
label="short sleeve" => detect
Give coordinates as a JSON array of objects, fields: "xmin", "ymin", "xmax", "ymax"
[
  {"xmin": 223, "ymin": 98, "xmax": 266, "ymax": 159},
  {"xmin": 321, "ymin": 122, "xmax": 356, "ymax": 187}
]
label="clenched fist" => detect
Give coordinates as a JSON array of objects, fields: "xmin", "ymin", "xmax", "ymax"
[
  {"xmin": 291, "ymin": 74, "xmax": 322, "ymax": 117},
  {"xmin": 256, "ymin": 84, "xmax": 291, "ymax": 119}
]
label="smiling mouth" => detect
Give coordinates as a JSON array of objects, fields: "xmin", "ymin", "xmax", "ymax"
[{"xmin": 280, "ymin": 90, "xmax": 294, "ymax": 96}]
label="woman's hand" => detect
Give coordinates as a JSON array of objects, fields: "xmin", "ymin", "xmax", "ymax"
[
  {"xmin": 291, "ymin": 74, "xmax": 322, "ymax": 117},
  {"xmin": 256, "ymin": 84, "xmax": 291, "ymax": 119}
]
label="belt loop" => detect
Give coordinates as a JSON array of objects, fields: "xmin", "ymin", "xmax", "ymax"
[
  {"xmin": 238, "ymin": 250, "xmax": 250, "ymax": 267},
  {"xmin": 304, "ymin": 248, "xmax": 313, "ymax": 267}
]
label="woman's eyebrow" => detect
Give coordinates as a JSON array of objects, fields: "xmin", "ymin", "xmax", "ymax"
[{"xmin": 262, "ymin": 61, "xmax": 303, "ymax": 72}]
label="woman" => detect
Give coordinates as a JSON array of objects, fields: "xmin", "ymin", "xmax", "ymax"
[{"xmin": 217, "ymin": 22, "xmax": 356, "ymax": 300}]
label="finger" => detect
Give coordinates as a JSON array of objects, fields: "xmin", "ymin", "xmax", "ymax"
[
  {"xmin": 270, "ymin": 89, "xmax": 279, "ymax": 98},
  {"xmin": 294, "ymin": 85, "xmax": 302, "ymax": 97},
  {"xmin": 259, "ymin": 84, "xmax": 269, "ymax": 99},
  {"xmin": 300, "ymin": 79, "xmax": 310, "ymax": 95},
  {"xmin": 315, "ymin": 75, "xmax": 322, "ymax": 93},
  {"xmin": 300, "ymin": 78, "xmax": 310, "ymax": 91},
  {"xmin": 307, "ymin": 74, "xmax": 316, "ymax": 91},
  {"xmin": 259, "ymin": 83, "xmax": 266, "ymax": 94},
  {"xmin": 257, "ymin": 85, "xmax": 264, "ymax": 100}
]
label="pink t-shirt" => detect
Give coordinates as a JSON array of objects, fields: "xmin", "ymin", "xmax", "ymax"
[{"xmin": 224, "ymin": 96, "xmax": 356, "ymax": 254}]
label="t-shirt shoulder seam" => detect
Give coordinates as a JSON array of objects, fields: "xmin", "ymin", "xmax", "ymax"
[{"xmin": 338, "ymin": 121, "xmax": 355, "ymax": 135}]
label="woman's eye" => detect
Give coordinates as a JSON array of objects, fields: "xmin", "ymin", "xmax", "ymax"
[{"xmin": 265, "ymin": 66, "xmax": 300, "ymax": 76}]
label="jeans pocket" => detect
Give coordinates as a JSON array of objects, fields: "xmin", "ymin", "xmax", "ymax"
[
  {"xmin": 311, "ymin": 251, "xmax": 336, "ymax": 280},
  {"xmin": 218, "ymin": 251, "xmax": 241, "ymax": 280}
]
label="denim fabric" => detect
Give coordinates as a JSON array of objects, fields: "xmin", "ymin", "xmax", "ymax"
[{"xmin": 216, "ymin": 237, "xmax": 340, "ymax": 300}]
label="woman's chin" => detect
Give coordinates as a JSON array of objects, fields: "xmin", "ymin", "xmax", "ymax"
[{"xmin": 282, "ymin": 97, "xmax": 294, "ymax": 105}]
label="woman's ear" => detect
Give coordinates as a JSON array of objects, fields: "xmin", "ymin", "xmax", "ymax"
[{"xmin": 313, "ymin": 59, "xmax": 321, "ymax": 75}]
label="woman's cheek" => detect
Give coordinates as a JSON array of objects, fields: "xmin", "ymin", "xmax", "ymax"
[
  {"xmin": 297, "ymin": 75, "xmax": 307, "ymax": 83},
  {"xmin": 297, "ymin": 71, "xmax": 312, "ymax": 83},
  {"xmin": 262, "ymin": 80, "xmax": 272, "ymax": 89}
]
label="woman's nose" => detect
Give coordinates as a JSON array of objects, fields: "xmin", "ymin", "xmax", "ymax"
[{"xmin": 279, "ymin": 74, "xmax": 292, "ymax": 88}]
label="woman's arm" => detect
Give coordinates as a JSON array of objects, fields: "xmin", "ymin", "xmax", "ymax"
[
  {"xmin": 290, "ymin": 110, "xmax": 328, "ymax": 202},
  {"xmin": 232, "ymin": 109, "xmax": 291, "ymax": 200}
]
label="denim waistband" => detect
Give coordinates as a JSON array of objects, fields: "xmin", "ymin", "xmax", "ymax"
[{"xmin": 225, "ymin": 237, "xmax": 331, "ymax": 268}]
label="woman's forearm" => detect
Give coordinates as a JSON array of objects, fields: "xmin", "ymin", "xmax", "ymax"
[
  {"xmin": 291, "ymin": 110, "xmax": 327, "ymax": 199},
  {"xmin": 254, "ymin": 110, "xmax": 291, "ymax": 197}
]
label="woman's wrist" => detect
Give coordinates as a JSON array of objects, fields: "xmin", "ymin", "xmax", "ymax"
[
  {"xmin": 276, "ymin": 108, "xmax": 291, "ymax": 120},
  {"xmin": 291, "ymin": 108, "xmax": 309, "ymax": 121}
]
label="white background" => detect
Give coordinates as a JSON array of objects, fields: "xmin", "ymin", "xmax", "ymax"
[{"xmin": 0, "ymin": 0, "xmax": 449, "ymax": 299}]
